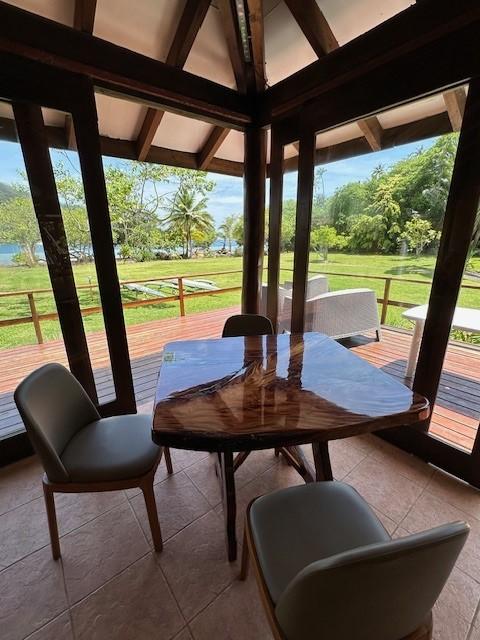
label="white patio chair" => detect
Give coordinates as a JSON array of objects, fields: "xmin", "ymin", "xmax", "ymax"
[{"xmin": 302, "ymin": 288, "xmax": 381, "ymax": 340}]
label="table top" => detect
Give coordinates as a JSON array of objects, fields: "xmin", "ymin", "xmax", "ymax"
[
  {"xmin": 403, "ymin": 304, "xmax": 480, "ymax": 333},
  {"xmin": 152, "ymin": 332, "xmax": 429, "ymax": 451}
]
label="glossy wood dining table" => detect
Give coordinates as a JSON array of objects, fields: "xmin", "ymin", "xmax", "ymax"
[{"xmin": 152, "ymin": 332, "xmax": 430, "ymax": 561}]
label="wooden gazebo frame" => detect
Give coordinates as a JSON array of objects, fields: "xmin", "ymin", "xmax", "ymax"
[{"xmin": 1, "ymin": 0, "xmax": 480, "ymax": 486}]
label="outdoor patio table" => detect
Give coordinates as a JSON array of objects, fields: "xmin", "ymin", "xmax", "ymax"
[
  {"xmin": 152, "ymin": 332, "xmax": 429, "ymax": 561},
  {"xmin": 403, "ymin": 304, "xmax": 480, "ymax": 378}
]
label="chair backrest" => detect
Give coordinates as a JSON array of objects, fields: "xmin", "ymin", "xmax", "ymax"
[
  {"xmin": 222, "ymin": 313, "xmax": 274, "ymax": 337},
  {"xmin": 275, "ymin": 521, "xmax": 469, "ymax": 640},
  {"xmin": 305, "ymin": 288, "xmax": 380, "ymax": 338},
  {"xmin": 14, "ymin": 363, "xmax": 100, "ymax": 483}
]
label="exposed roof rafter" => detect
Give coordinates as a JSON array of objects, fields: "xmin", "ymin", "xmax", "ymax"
[
  {"xmin": 136, "ymin": 0, "xmax": 211, "ymax": 161},
  {"xmin": 246, "ymin": 0, "xmax": 266, "ymax": 92},
  {"xmin": 73, "ymin": 0, "xmax": 97, "ymax": 34},
  {"xmin": 283, "ymin": 0, "xmax": 338, "ymax": 57},
  {"xmin": 357, "ymin": 116, "xmax": 383, "ymax": 151},
  {"xmin": 217, "ymin": 0, "xmax": 249, "ymax": 94},
  {"xmin": 443, "ymin": 87, "xmax": 467, "ymax": 131},
  {"xmin": 197, "ymin": 126, "xmax": 231, "ymax": 170},
  {"xmin": 283, "ymin": 0, "xmax": 384, "ymax": 155}
]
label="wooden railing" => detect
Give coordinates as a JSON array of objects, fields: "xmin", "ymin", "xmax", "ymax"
[
  {"xmin": 0, "ymin": 269, "xmax": 244, "ymax": 344},
  {"xmin": 2, "ymin": 266, "xmax": 480, "ymax": 344}
]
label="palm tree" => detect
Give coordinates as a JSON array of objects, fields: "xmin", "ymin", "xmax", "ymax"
[
  {"xmin": 163, "ymin": 187, "xmax": 214, "ymax": 258},
  {"xmin": 218, "ymin": 214, "xmax": 238, "ymax": 253}
]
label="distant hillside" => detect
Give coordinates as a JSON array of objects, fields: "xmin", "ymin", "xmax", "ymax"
[{"xmin": 0, "ymin": 182, "xmax": 15, "ymax": 203}]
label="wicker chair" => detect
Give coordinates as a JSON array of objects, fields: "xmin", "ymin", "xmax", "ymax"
[{"xmin": 300, "ymin": 288, "xmax": 381, "ymax": 340}]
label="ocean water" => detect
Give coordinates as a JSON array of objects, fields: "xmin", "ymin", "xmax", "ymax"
[{"xmin": 0, "ymin": 241, "xmax": 237, "ymax": 265}]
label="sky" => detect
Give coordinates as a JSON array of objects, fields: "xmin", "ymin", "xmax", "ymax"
[{"xmin": 0, "ymin": 136, "xmax": 437, "ymax": 225}]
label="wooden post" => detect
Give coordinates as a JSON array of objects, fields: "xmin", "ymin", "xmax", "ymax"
[
  {"xmin": 242, "ymin": 126, "xmax": 267, "ymax": 314},
  {"xmin": 380, "ymin": 278, "xmax": 391, "ymax": 325},
  {"xmin": 13, "ymin": 103, "xmax": 98, "ymax": 402},
  {"xmin": 178, "ymin": 277, "xmax": 186, "ymax": 317},
  {"xmin": 27, "ymin": 292, "xmax": 43, "ymax": 344},
  {"xmin": 291, "ymin": 130, "xmax": 316, "ymax": 334},
  {"xmin": 266, "ymin": 125, "xmax": 284, "ymax": 331},
  {"xmin": 72, "ymin": 78, "xmax": 135, "ymax": 415},
  {"xmin": 414, "ymin": 79, "xmax": 480, "ymax": 418}
]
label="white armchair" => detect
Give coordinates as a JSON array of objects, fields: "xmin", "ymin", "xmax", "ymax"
[{"xmin": 303, "ymin": 288, "xmax": 381, "ymax": 340}]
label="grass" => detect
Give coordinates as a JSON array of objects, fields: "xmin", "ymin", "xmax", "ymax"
[{"xmin": 1, "ymin": 252, "xmax": 479, "ymax": 349}]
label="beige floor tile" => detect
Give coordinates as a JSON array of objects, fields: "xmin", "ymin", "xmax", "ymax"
[
  {"xmin": 436, "ymin": 566, "xmax": 480, "ymax": 624},
  {"xmin": 126, "ymin": 459, "xmax": 173, "ymax": 499},
  {"xmin": 401, "ymin": 491, "xmax": 480, "ymax": 582},
  {"xmin": 0, "ymin": 546, "xmax": 68, "ymax": 640},
  {"xmin": 370, "ymin": 505, "xmax": 397, "ymax": 535},
  {"xmin": 130, "ymin": 471, "xmax": 211, "ymax": 544},
  {"xmin": 470, "ymin": 625, "xmax": 480, "ymax": 640},
  {"xmin": 370, "ymin": 441, "xmax": 434, "ymax": 487},
  {"xmin": 190, "ymin": 574, "xmax": 273, "ymax": 640},
  {"xmin": 0, "ymin": 496, "xmax": 49, "ymax": 568},
  {"xmin": 71, "ymin": 554, "xmax": 183, "ymax": 640},
  {"xmin": 170, "ymin": 448, "xmax": 209, "ymax": 472},
  {"xmin": 233, "ymin": 449, "xmax": 279, "ymax": 489},
  {"xmin": 159, "ymin": 511, "xmax": 238, "ymax": 621},
  {"xmin": 25, "ymin": 612, "xmax": 73, "ymax": 640},
  {"xmin": 328, "ymin": 438, "xmax": 369, "ymax": 480},
  {"xmin": 428, "ymin": 469, "xmax": 480, "ymax": 521},
  {"xmin": 62, "ymin": 502, "xmax": 149, "ymax": 604},
  {"xmin": 184, "ymin": 456, "xmax": 222, "ymax": 507},
  {"xmin": 55, "ymin": 490, "xmax": 126, "ymax": 536},
  {"xmin": 344, "ymin": 455, "xmax": 424, "ymax": 523},
  {"xmin": 433, "ymin": 601, "xmax": 470, "ymax": 640},
  {"xmin": 0, "ymin": 456, "xmax": 43, "ymax": 516},
  {"xmin": 347, "ymin": 433, "xmax": 379, "ymax": 455}
]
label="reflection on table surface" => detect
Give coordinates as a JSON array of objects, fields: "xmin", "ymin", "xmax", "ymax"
[{"xmin": 153, "ymin": 332, "xmax": 429, "ymax": 443}]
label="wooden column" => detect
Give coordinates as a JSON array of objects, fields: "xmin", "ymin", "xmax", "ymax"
[
  {"xmin": 291, "ymin": 130, "xmax": 316, "ymax": 333},
  {"xmin": 414, "ymin": 79, "xmax": 480, "ymax": 416},
  {"xmin": 13, "ymin": 102, "xmax": 98, "ymax": 402},
  {"xmin": 242, "ymin": 126, "xmax": 267, "ymax": 314},
  {"xmin": 266, "ymin": 125, "xmax": 284, "ymax": 331},
  {"xmin": 72, "ymin": 79, "xmax": 136, "ymax": 415}
]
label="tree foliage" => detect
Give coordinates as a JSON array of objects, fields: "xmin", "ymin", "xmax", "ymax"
[
  {"xmin": 400, "ymin": 215, "xmax": 438, "ymax": 256},
  {"xmin": 0, "ymin": 193, "xmax": 40, "ymax": 266}
]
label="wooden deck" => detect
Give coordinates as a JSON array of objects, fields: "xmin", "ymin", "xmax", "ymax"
[{"xmin": 1, "ymin": 306, "xmax": 479, "ymax": 452}]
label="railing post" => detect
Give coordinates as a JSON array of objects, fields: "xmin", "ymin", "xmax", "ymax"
[
  {"xmin": 178, "ymin": 277, "xmax": 186, "ymax": 317},
  {"xmin": 27, "ymin": 292, "xmax": 43, "ymax": 344},
  {"xmin": 380, "ymin": 278, "xmax": 391, "ymax": 325}
]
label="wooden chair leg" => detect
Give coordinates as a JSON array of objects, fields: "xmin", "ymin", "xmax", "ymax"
[
  {"xmin": 141, "ymin": 478, "xmax": 163, "ymax": 552},
  {"xmin": 163, "ymin": 447, "xmax": 173, "ymax": 475},
  {"xmin": 240, "ymin": 526, "xmax": 249, "ymax": 580},
  {"xmin": 43, "ymin": 482, "xmax": 60, "ymax": 560}
]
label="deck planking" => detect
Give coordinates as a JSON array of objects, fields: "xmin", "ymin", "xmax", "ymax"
[{"xmin": 1, "ymin": 306, "xmax": 479, "ymax": 452}]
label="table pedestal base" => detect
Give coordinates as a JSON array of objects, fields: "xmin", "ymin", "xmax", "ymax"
[{"xmin": 218, "ymin": 442, "xmax": 333, "ymax": 562}]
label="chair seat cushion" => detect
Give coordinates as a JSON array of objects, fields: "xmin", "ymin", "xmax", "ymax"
[
  {"xmin": 61, "ymin": 414, "xmax": 159, "ymax": 483},
  {"xmin": 249, "ymin": 481, "xmax": 390, "ymax": 603}
]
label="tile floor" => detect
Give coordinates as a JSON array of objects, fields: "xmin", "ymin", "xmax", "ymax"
[{"xmin": 1, "ymin": 432, "xmax": 480, "ymax": 640}]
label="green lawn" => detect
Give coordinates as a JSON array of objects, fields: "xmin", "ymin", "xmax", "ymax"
[{"xmin": 1, "ymin": 252, "xmax": 479, "ymax": 349}]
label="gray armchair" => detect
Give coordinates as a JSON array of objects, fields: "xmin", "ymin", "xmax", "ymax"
[
  {"xmin": 241, "ymin": 481, "xmax": 468, "ymax": 640},
  {"xmin": 14, "ymin": 363, "xmax": 173, "ymax": 559}
]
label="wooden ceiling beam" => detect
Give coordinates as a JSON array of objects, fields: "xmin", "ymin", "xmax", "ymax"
[
  {"xmin": 197, "ymin": 126, "xmax": 230, "ymax": 170},
  {"xmin": 284, "ymin": 0, "xmax": 383, "ymax": 152},
  {"xmin": 0, "ymin": 2, "xmax": 250, "ymax": 129},
  {"xmin": 262, "ymin": 0, "xmax": 480, "ymax": 127},
  {"xmin": 66, "ymin": 0, "xmax": 98, "ymax": 149},
  {"xmin": 246, "ymin": 0, "xmax": 266, "ymax": 92},
  {"xmin": 283, "ymin": 0, "xmax": 338, "ymax": 57},
  {"xmin": 73, "ymin": 0, "xmax": 97, "ymax": 34},
  {"xmin": 217, "ymin": 0, "xmax": 249, "ymax": 94},
  {"xmin": 443, "ymin": 87, "xmax": 467, "ymax": 131},
  {"xmin": 280, "ymin": 112, "xmax": 453, "ymax": 174},
  {"xmin": 357, "ymin": 116, "xmax": 383, "ymax": 151},
  {"xmin": 136, "ymin": 0, "xmax": 211, "ymax": 161}
]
